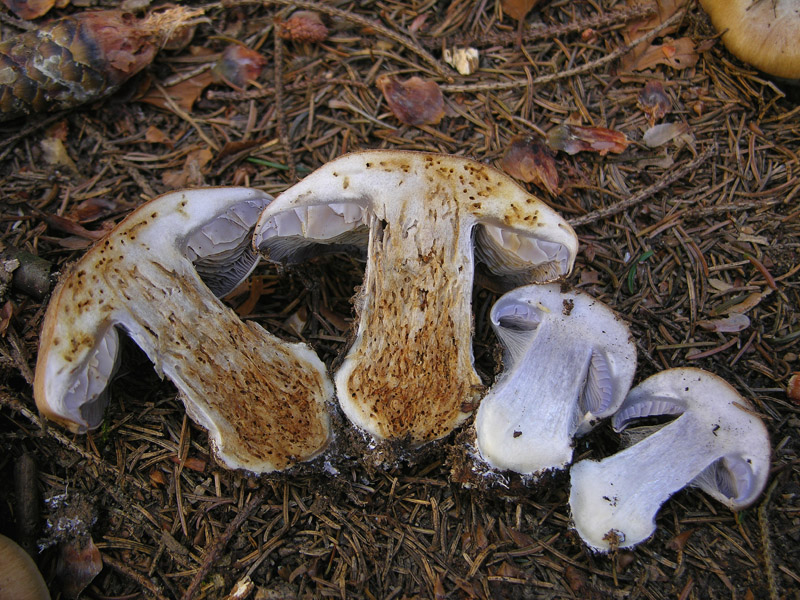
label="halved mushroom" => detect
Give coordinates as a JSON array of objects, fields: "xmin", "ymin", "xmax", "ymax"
[
  {"xmin": 475, "ymin": 284, "xmax": 636, "ymax": 475},
  {"xmin": 569, "ymin": 368, "xmax": 770, "ymax": 552},
  {"xmin": 34, "ymin": 188, "xmax": 333, "ymax": 473},
  {"xmin": 253, "ymin": 151, "xmax": 578, "ymax": 444},
  {"xmin": 699, "ymin": 0, "xmax": 800, "ymax": 80}
]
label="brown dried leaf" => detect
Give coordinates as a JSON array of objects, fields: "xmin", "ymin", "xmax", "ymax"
[
  {"xmin": 788, "ymin": 373, "xmax": 800, "ymax": 404},
  {"xmin": 547, "ymin": 124, "xmax": 630, "ymax": 156},
  {"xmin": 621, "ymin": 0, "xmax": 689, "ymax": 72},
  {"xmin": 0, "ymin": 301, "xmax": 13, "ymax": 336},
  {"xmin": 2, "ymin": 0, "xmax": 55, "ymax": 19},
  {"xmin": 638, "ymin": 81, "xmax": 671, "ymax": 126},
  {"xmin": 632, "ymin": 38, "xmax": 698, "ymax": 72},
  {"xmin": 376, "ymin": 75, "xmax": 445, "ymax": 126},
  {"xmin": 57, "ymin": 536, "xmax": 103, "ymax": 599},
  {"xmin": 145, "ymin": 125, "xmax": 174, "ymax": 148},
  {"xmin": 696, "ymin": 314, "xmax": 750, "ymax": 333},
  {"xmin": 501, "ymin": 135, "xmax": 559, "ymax": 195},
  {"xmin": 162, "ymin": 147, "xmax": 213, "ymax": 188},
  {"xmin": 502, "ymin": 0, "xmax": 540, "ymax": 21},
  {"xmin": 642, "ymin": 122, "xmax": 690, "ymax": 148},
  {"xmin": 668, "ymin": 528, "xmax": 696, "ymax": 552},
  {"xmin": 212, "ymin": 45, "xmax": 266, "ymax": 90},
  {"xmin": 138, "ymin": 69, "xmax": 215, "ymax": 113},
  {"xmin": 40, "ymin": 138, "xmax": 78, "ymax": 173}
]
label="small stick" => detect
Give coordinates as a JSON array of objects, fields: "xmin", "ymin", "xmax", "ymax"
[
  {"xmin": 569, "ymin": 145, "xmax": 716, "ymax": 228},
  {"xmin": 181, "ymin": 485, "xmax": 271, "ymax": 600},
  {"xmin": 14, "ymin": 453, "xmax": 40, "ymax": 558}
]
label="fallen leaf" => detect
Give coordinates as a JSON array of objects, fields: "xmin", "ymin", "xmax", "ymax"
[
  {"xmin": 212, "ymin": 44, "xmax": 266, "ymax": 90},
  {"xmin": 697, "ymin": 314, "xmax": 750, "ymax": 333},
  {"xmin": 642, "ymin": 122, "xmax": 690, "ymax": 148},
  {"xmin": 162, "ymin": 147, "xmax": 213, "ymax": 188},
  {"xmin": 668, "ymin": 528, "xmax": 696, "ymax": 551},
  {"xmin": 788, "ymin": 373, "xmax": 800, "ymax": 404},
  {"xmin": 547, "ymin": 124, "xmax": 630, "ymax": 156},
  {"xmin": 502, "ymin": 0, "xmax": 540, "ymax": 21},
  {"xmin": 376, "ymin": 75, "xmax": 445, "ymax": 126},
  {"xmin": 621, "ymin": 0, "xmax": 689, "ymax": 72},
  {"xmin": 41, "ymin": 138, "xmax": 78, "ymax": 173},
  {"xmin": 631, "ymin": 38, "xmax": 699, "ymax": 72},
  {"xmin": 501, "ymin": 135, "xmax": 559, "ymax": 194},
  {"xmin": 57, "ymin": 536, "xmax": 103, "ymax": 599},
  {"xmin": 138, "ymin": 69, "xmax": 215, "ymax": 113},
  {"xmin": 145, "ymin": 125, "xmax": 174, "ymax": 148},
  {"xmin": 2, "ymin": 0, "xmax": 55, "ymax": 19},
  {"xmin": 638, "ymin": 81, "xmax": 671, "ymax": 125}
]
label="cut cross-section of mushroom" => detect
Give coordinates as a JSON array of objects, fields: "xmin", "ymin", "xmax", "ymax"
[
  {"xmin": 34, "ymin": 188, "xmax": 333, "ymax": 473},
  {"xmin": 253, "ymin": 151, "xmax": 578, "ymax": 444},
  {"xmin": 475, "ymin": 284, "xmax": 636, "ymax": 475},
  {"xmin": 569, "ymin": 368, "xmax": 771, "ymax": 552}
]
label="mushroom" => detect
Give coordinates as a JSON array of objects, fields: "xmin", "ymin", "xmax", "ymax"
[
  {"xmin": 34, "ymin": 188, "xmax": 333, "ymax": 473},
  {"xmin": 475, "ymin": 284, "xmax": 636, "ymax": 475},
  {"xmin": 0, "ymin": 534, "xmax": 50, "ymax": 600},
  {"xmin": 569, "ymin": 368, "xmax": 771, "ymax": 552},
  {"xmin": 699, "ymin": 0, "xmax": 800, "ymax": 80},
  {"xmin": 253, "ymin": 150, "xmax": 578, "ymax": 444}
]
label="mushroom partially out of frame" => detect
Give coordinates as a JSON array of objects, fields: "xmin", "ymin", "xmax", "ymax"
[
  {"xmin": 475, "ymin": 284, "xmax": 636, "ymax": 475},
  {"xmin": 569, "ymin": 368, "xmax": 770, "ymax": 552},
  {"xmin": 699, "ymin": 0, "xmax": 800, "ymax": 80},
  {"xmin": 34, "ymin": 188, "xmax": 333, "ymax": 473},
  {"xmin": 253, "ymin": 151, "xmax": 578, "ymax": 444}
]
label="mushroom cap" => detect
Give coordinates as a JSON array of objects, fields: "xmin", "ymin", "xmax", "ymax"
[
  {"xmin": 34, "ymin": 188, "xmax": 334, "ymax": 473},
  {"xmin": 475, "ymin": 283, "xmax": 636, "ymax": 475},
  {"xmin": 0, "ymin": 534, "xmax": 51, "ymax": 600},
  {"xmin": 253, "ymin": 150, "xmax": 578, "ymax": 444},
  {"xmin": 699, "ymin": 0, "xmax": 800, "ymax": 80},
  {"xmin": 569, "ymin": 367, "xmax": 771, "ymax": 551}
]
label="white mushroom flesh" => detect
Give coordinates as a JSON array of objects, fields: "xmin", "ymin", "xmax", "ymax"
[
  {"xmin": 569, "ymin": 367, "xmax": 771, "ymax": 552},
  {"xmin": 34, "ymin": 188, "xmax": 334, "ymax": 473},
  {"xmin": 253, "ymin": 151, "xmax": 578, "ymax": 444},
  {"xmin": 475, "ymin": 283, "xmax": 636, "ymax": 475}
]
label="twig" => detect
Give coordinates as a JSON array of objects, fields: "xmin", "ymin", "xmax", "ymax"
[
  {"xmin": 181, "ymin": 484, "xmax": 271, "ymax": 600},
  {"xmin": 206, "ymin": 77, "xmax": 368, "ymax": 101},
  {"xmin": 103, "ymin": 553, "xmax": 170, "ymax": 600},
  {"xmin": 758, "ymin": 477, "xmax": 780, "ymax": 600},
  {"xmin": 569, "ymin": 145, "xmax": 716, "ymax": 227},
  {"xmin": 273, "ymin": 31, "xmax": 296, "ymax": 180},
  {"xmin": 442, "ymin": 10, "xmax": 685, "ymax": 93}
]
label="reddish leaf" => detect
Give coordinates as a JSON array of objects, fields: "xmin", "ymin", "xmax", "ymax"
[
  {"xmin": 631, "ymin": 38, "xmax": 699, "ymax": 72},
  {"xmin": 145, "ymin": 125, "xmax": 174, "ymax": 148},
  {"xmin": 547, "ymin": 124, "xmax": 630, "ymax": 156},
  {"xmin": 501, "ymin": 135, "xmax": 560, "ymax": 194},
  {"xmin": 502, "ymin": 0, "xmax": 540, "ymax": 21},
  {"xmin": 212, "ymin": 45, "xmax": 266, "ymax": 90},
  {"xmin": 638, "ymin": 81, "xmax": 671, "ymax": 126},
  {"xmin": 57, "ymin": 536, "xmax": 103, "ymax": 599},
  {"xmin": 668, "ymin": 528, "xmax": 697, "ymax": 551},
  {"xmin": 376, "ymin": 75, "xmax": 445, "ymax": 126}
]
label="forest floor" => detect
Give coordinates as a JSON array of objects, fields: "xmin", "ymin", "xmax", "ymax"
[{"xmin": 0, "ymin": 0, "xmax": 798, "ymax": 598}]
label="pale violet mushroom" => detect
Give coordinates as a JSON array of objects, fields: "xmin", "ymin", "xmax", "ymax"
[
  {"xmin": 569, "ymin": 367, "xmax": 771, "ymax": 552},
  {"xmin": 475, "ymin": 283, "xmax": 636, "ymax": 475},
  {"xmin": 253, "ymin": 150, "xmax": 578, "ymax": 445},
  {"xmin": 34, "ymin": 188, "xmax": 334, "ymax": 473}
]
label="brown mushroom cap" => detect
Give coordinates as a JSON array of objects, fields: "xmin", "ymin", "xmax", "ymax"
[
  {"xmin": 700, "ymin": 0, "xmax": 800, "ymax": 80},
  {"xmin": 0, "ymin": 534, "xmax": 50, "ymax": 600}
]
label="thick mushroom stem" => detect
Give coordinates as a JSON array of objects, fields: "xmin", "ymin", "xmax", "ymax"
[
  {"xmin": 475, "ymin": 284, "xmax": 636, "ymax": 475},
  {"xmin": 476, "ymin": 317, "xmax": 593, "ymax": 473},
  {"xmin": 35, "ymin": 188, "xmax": 333, "ymax": 473},
  {"xmin": 253, "ymin": 151, "xmax": 578, "ymax": 445},
  {"xmin": 569, "ymin": 368, "xmax": 771, "ymax": 552}
]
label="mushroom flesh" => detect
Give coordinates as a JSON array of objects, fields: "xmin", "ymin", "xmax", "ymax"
[
  {"xmin": 253, "ymin": 151, "xmax": 578, "ymax": 444},
  {"xmin": 34, "ymin": 188, "xmax": 334, "ymax": 473},
  {"xmin": 569, "ymin": 367, "xmax": 771, "ymax": 552},
  {"xmin": 475, "ymin": 283, "xmax": 636, "ymax": 475}
]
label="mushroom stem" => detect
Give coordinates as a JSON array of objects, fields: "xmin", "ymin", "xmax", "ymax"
[{"xmin": 476, "ymin": 318, "xmax": 592, "ymax": 473}]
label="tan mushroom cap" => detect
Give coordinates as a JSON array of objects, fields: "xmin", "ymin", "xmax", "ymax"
[{"xmin": 700, "ymin": 0, "xmax": 800, "ymax": 80}]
